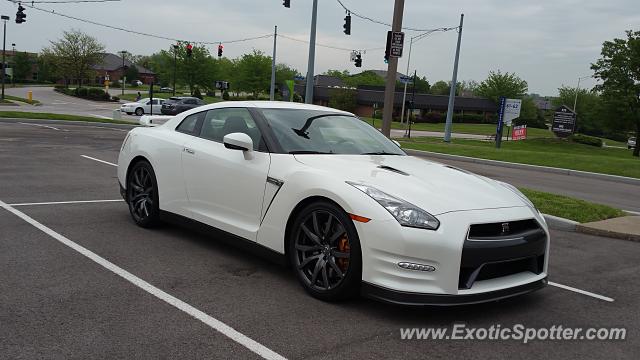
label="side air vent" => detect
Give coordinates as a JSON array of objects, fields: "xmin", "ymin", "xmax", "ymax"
[{"xmin": 377, "ymin": 165, "xmax": 409, "ymax": 176}]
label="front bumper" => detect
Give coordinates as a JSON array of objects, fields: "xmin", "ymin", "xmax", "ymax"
[
  {"xmin": 354, "ymin": 206, "xmax": 550, "ymax": 299},
  {"xmin": 362, "ymin": 277, "xmax": 547, "ymax": 306}
]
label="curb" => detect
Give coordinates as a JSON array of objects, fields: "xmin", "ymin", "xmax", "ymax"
[
  {"xmin": 405, "ymin": 149, "xmax": 640, "ymax": 186},
  {"xmin": 542, "ymin": 214, "xmax": 578, "ymax": 232},
  {"xmin": 0, "ymin": 117, "xmax": 137, "ymax": 128},
  {"xmin": 575, "ymin": 225, "xmax": 640, "ymax": 242}
]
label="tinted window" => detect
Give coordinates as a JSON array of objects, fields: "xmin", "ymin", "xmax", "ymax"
[
  {"xmin": 260, "ymin": 109, "xmax": 404, "ymax": 155},
  {"xmin": 176, "ymin": 111, "xmax": 205, "ymax": 135},
  {"xmin": 199, "ymin": 108, "xmax": 264, "ymax": 151},
  {"xmin": 184, "ymin": 99, "xmax": 198, "ymax": 105}
]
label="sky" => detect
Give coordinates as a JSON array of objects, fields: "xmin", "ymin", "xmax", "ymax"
[{"xmin": 1, "ymin": 0, "xmax": 639, "ymax": 95}]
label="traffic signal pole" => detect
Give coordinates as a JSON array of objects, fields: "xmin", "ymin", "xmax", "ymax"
[
  {"xmin": 304, "ymin": 0, "xmax": 318, "ymax": 104},
  {"xmin": 270, "ymin": 25, "xmax": 278, "ymax": 101},
  {"xmin": 1, "ymin": 16, "xmax": 7, "ymax": 101},
  {"xmin": 381, "ymin": 0, "xmax": 405, "ymax": 138},
  {"xmin": 443, "ymin": 14, "xmax": 464, "ymax": 143}
]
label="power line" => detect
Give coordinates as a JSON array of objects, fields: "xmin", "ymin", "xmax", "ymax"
[
  {"xmin": 335, "ymin": 0, "xmax": 458, "ymax": 33},
  {"xmin": 11, "ymin": 0, "xmax": 120, "ymax": 3},
  {"xmin": 5, "ymin": 0, "xmax": 273, "ymax": 45},
  {"xmin": 279, "ymin": 33, "xmax": 383, "ymax": 53}
]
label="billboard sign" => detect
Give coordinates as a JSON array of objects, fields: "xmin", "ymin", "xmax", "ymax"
[
  {"xmin": 552, "ymin": 105, "xmax": 577, "ymax": 137},
  {"xmin": 503, "ymin": 98, "xmax": 522, "ymax": 126}
]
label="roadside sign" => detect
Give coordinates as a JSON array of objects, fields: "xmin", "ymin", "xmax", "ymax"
[
  {"xmin": 512, "ymin": 125, "xmax": 527, "ymax": 141},
  {"xmin": 294, "ymin": 75, "xmax": 305, "ymax": 81},
  {"xmin": 387, "ymin": 31, "xmax": 405, "ymax": 58},
  {"xmin": 495, "ymin": 97, "xmax": 506, "ymax": 148},
  {"xmin": 215, "ymin": 81, "xmax": 230, "ymax": 90},
  {"xmin": 399, "ymin": 75, "xmax": 412, "ymax": 84},
  {"xmin": 503, "ymin": 98, "xmax": 522, "ymax": 126},
  {"xmin": 552, "ymin": 105, "xmax": 576, "ymax": 137}
]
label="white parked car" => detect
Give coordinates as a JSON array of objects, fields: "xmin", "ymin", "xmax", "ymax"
[
  {"xmin": 117, "ymin": 101, "xmax": 549, "ymax": 305},
  {"xmin": 120, "ymin": 98, "xmax": 165, "ymax": 116},
  {"xmin": 628, "ymin": 137, "xmax": 636, "ymax": 149}
]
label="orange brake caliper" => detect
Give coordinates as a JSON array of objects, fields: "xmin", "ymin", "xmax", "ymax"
[{"xmin": 337, "ymin": 236, "xmax": 350, "ymax": 272}]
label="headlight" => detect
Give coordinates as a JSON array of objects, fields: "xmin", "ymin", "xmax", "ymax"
[
  {"xmin": 347, "ymin": 182, "xmax": 439, "ymax": 230},
  {"xmin": 499, "ymin": 181, "xmax": 536, "ymax": 210}
]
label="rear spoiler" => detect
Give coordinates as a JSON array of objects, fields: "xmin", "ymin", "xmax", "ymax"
[{"xmin": 139, "ymin": 115, "xmax": 173, "ymax": 127}]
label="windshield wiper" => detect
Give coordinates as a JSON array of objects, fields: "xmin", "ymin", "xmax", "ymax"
[
  {"xmin": 360, "ymin": 151, "xmax": 401, "ymax": 155},
  {"xmin": 289, "ymin": 150, "xmax": 333, "ymax": 154}
]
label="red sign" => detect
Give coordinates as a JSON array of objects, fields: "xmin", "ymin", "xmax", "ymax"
[{"xmin": 512, "ymin": 125, "xmax": 527, "ymax": 141}]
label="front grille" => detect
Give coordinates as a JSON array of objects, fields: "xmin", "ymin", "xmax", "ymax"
[
  {"xmin": 468, "ymin": 219, "xmax": 541, "ymax": 241},
  {"xmin": 459, "ymin": 219, "xmax": 546, "ymax": 289}
]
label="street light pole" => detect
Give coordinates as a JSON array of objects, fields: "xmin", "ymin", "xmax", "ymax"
[
  {"xmin": 1, "ymin": 15, "xmax": 8, "ymax": 101},
  {"xmin": 304, "ymin": 0, "xmax": 318, "ymax": 104},
  {"xmin": 381, "ymin": 0, "xmax": 405, "ymax": 138},
  {"xmin": 270, "ymin": 25, "xmax": 278, "ymax": 101},
  {"xmin": 119, "ymin": 50, "xmax": 127, "ymax": 96},
  {"xmin": 400, "ymin": 37, "xmax": 413, "ymax": 129},
  {"xmin": 444, "ymin": 14, "xmax": 464, "ymax": 143},
  {"xmin": 573, "ymin": 75, "xmax": 591, "ymax": 114},
  {"xmin": 173, "ymin": 45, "xmax": 178, "ymax": 97},
  {"xmin": 11, "ymin": 43, "xmax": 14, "ymax": 87}
]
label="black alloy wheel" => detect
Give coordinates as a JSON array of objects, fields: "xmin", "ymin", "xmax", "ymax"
[
  {"xmin": 127, "ymin": 161, "xmax": 160, "ymax": 228},
  {"xmin": 290, "ymin": 201, "xmax": 362, "ymax": 301}
]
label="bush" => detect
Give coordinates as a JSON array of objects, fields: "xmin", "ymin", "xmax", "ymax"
[
  {"xmin": 111, "ymin": 96, "xmax": 120, "ymax": 102},
  {"xmin": 222, "ymin": 90, "xmax": 230, "ymax": 101},
  {"xmin": 75, "ymin": 87, "xmax": 89, "ymax": 97},
  {"xmin": 569, "ymin": 134, "xmax": 603, "ymax": 147},
  {"xmin": 192, "ymin": 87, "xmax": 203, "ymax": 100},
  {"xmin": 418, "ymin": 111, "xmax": 444, "ymax": 123}
]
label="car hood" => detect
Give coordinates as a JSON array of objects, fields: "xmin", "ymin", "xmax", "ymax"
[{"xmin": 293, "ymin": 154, "xmax": 528, "ymax": 215}]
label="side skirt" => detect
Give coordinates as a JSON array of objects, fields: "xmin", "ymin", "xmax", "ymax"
[{"xmin": 158, "ymin": 210, "xmax": 287, "ymax": 266}]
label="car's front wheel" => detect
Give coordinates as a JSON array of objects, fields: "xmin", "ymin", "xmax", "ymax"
[
  {"xmin": 126, "ymin": 161, "xmax": 160, "ymax": 228},
  {"xmin": 289, "ymin": 201, "xmax": 362, "ymax": 301},
  {"xmin": 135, "ymin": 107, "xmax": 144, "ymax": 116}
]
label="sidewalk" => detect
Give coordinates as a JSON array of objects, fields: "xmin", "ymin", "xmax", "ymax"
[{"xmin": 576, "ymin": 216, "xmax": 640, "ymax": 242}]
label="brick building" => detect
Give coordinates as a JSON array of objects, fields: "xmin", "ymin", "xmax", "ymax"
[{"xmin": 92, "ymin": 53, "xmax": 155, "ymax": 85}]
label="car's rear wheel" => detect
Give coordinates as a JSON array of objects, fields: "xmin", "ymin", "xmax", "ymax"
[
  {"xmin": 135, "ymin": 107, "xmax": 144, "ymax": 116},
  {"xmin": 126, "ymin": 161, "xmax": 160, "ymax": 228},
  {"xmin": 289, "ymin": 201, "xmax": 362, "ymax": 301}
]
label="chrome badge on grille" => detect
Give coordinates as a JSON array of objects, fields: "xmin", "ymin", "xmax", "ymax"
[{"xmin": 501, "ymin": 222, "xmax": 510, "ymax": 234}]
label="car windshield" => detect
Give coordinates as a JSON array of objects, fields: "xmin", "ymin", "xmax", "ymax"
[{"xmin": 260, "ymin": 109, "xmax": 405, "ymax": 155}]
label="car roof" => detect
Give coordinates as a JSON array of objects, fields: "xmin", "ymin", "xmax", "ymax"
[{"xmin": 203, "ymin": 101, "xmax": 354, "ymax": 116}]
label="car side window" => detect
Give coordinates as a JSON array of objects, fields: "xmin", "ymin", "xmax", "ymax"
[
  {"xmin": 184, "ymin": 99, "xmax": 197, "ymax": 105},
  {"xmin": 199, "ymin": 108, "xmax": 265, "ymax": 151},
  {"xmin": 176, "ymin": 111, "xmax": 205, "ymax": 135}
]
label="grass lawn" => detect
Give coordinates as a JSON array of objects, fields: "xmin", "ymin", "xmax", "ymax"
[
  {"xmin": 520, "ymin": 188, "xmax": 626, "ymax": 223},
  {"xmin": 399, "ymin": 137, "xmax": 640, "ymax": 178},
  {"xmin": 0, "ymin": 111, "xmax": 133, "ymax": 125},
  {"xmin": 4, "ymin": 95, "xmax": 41, "ymax": 105}
]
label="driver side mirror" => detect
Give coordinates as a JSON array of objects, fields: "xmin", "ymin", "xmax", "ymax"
[{"xmin": 223, "ymin": 132, "xmax": 253, "ymax": 152}]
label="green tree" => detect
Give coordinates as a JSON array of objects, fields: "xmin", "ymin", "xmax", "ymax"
[
  {"xmin": 36, "ymin": 53, "xmax": 56, "ymax": 83},
  {"xmin": 397, "ymin": 75, "xmax": 430, "ymax": 93},
  {"xmin": 41, "ymin": 29, "xmax": 105, "ymax": 87},
  {"xmin": 328, "ymin": 88, "xmax": 357, "ymax": 112},
  {"xmin": 430, "ymin": 80, "xmax": 450, "ymax": 95},
  {"xmin": 12, "ymin": 52, "xmax": 32, "ymax": 81},
  {"xmin": 175, "ymin": 43, "xmax": 216, "ymax": 94},
  {"xmin": 323, "ymin": 69, "xmax": 350, "ymax": 80},
  {"xmin": 591, "ymin": 30, "xmax": 640, "ymax": 157},
  {"xmin": 124, "ymin": 64, "xmax": 139, "ymax": 84},
  {"xmin": 475, "ymin": 71, "xmax": 528, "ymax": 103},
  {"xmin": 275, "ymin": 63, "xmax": 299, "ymax": 85},
  {"xmin": 344, "ymin": 70, "xmax": 385, "ymax": 87},
  {"xmin": 236, "ymin": 49, "xmax": 271, "ymax": 97},
  {"xmin": 553, "ymin": 86, "xmax": 607, "ymax": 136}
]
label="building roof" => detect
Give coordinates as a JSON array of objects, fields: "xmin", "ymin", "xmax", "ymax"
[
  {"xmin": 313, "ymin": 75, "xmax": 345, "ymax": 87},
  {"xmin": 92, "ymin": 53, "xmax": 154, "ymax": 75}
]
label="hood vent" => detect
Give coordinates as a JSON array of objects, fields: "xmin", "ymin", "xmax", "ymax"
[{"xmin": 377, "ymin": 165, "xmax": 409, "ymax": 176}]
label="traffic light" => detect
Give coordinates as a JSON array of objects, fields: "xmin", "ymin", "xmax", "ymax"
[
  {"xmin": 15, "ymin": 4, "xmax": 26, "ymax": 24},
  {"xmin": 354, "ymin": 54, "xmax": 362, "ymax": 68},
  {"xmin": 283, "ymin": 0, "xmax": 290, "ymax": 8},
  {"xmin": 186, "ymin": 43, "xmax": 193, "ymax": 57},
  {"xmin": 384, "ymin": 31, "xmax": 391, "ymax": 63},
  {"xmin": 217, "ymin": 44, "xmax": 223, "ymax": 58},
  {"xmin": 343, "ymin": 12, "xmax": 351, "ymax": 35}
]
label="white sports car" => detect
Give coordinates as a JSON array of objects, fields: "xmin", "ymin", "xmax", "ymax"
[{"xmin": 117, "ymin": 101, "xmax": 549, "ymax": 305}]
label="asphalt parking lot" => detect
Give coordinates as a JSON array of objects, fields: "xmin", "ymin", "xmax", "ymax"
[{"xmin": 1, "ymin": 119, "xmax": 638, "ymax": 359}]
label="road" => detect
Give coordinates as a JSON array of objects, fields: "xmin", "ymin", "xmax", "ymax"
[
  {"xmin": 4, "ymin": 86, "xmax": 142, "ymax": 122},
  {"xmin": 0, "ymin": 120, "xmax": 638, "ymax": 359},
  {"xmin": 407, "ymin": 150, "xmax": 640, "ymax": 213}
]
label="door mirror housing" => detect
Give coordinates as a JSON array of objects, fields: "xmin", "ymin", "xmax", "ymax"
[{"xmin": 223, "ymin": 132, "xmax": 253, "ymax": 152}]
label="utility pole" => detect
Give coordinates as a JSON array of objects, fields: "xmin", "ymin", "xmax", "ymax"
[
  {"xmin": 270, "ymin": 25, "xmax": 278, "ymax": 101},
  {"xmin": 381, "ymin": 0, "xmax": 405, "ymax": 138},
  {"xmin": 172, "ymin": 44, "xmax": 178, "ymax": 97},
  {"xmin": 444, "ymin": 14, "xmax": 464, "ymax": 143},
  {"xmin": 119, "ymin": 50, "xmax": 127, "ymax": 96},
  {"xmin": 400, "ymin": 36, "xmax": 413, "ymax": 129},
  {"xmin": 11, "ymin": 43, "xmax": 14, "ymax": 87},
  {"xmin": 406, "ymin": 70, "xmax": 417, "ymax": 138},
  {"xmin": 1, "ymin": 15, "xmax": 8, "ymax": 101},
  {"xmin": 305, "ymin": 0, "xmax": 318, "ymax": 104}
]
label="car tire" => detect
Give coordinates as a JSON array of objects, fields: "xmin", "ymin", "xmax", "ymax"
[
  {"xmin": 126, "ymin": 161, "xmax": 160, "ymax": 228},
  {"xmin": 135, "ymin": 107, "xmax": 144, "ymax": 116},
  {"xmin": 289, "ymin": 201, "xmax": 362, "ymax": 302}
]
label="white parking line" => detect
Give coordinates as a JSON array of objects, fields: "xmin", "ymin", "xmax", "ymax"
[
  {"xmin": 0, "ymin": 199, "xmax": 286, "ymax": 360},
  {"xmin": 9, "ymin": 199, "xmax": 123, "ymax": 207},
  {"xmin": 18, "ymin": 122, "xmax": 68, "ymax": 132},
  {"xmin": 549, "ymin": 281, "xmax": 614, "ymax": 302},
  {"xmin": 81, "ymin": 155, "xmax": 117, "ymax": 167}
]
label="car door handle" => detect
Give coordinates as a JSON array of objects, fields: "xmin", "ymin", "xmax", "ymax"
[{"xmin": 183, "ymin": 147, "xmax": 195, "ymax": 155}]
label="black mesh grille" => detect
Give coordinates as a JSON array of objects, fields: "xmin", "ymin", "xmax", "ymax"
[{"xmin": 468, "ymin": 219, "xmax": 541, "ymax": 240}]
